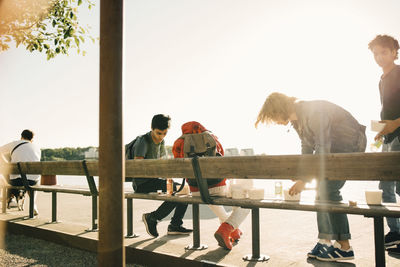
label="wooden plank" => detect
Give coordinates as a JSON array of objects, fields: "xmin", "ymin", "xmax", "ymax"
[
  {"xmin": 125, "ymin": 158, "xmax": 193, "ymax": 178},
  {"xmin": 124, "ymin": 193, "xmax": 400, "ymax": 217},
  {"xmin": 31, "ymin": 185, "xmax": 92, "ymax": 195},
  {"xmin": 0, "ymin": 161, "xmax": 98, "ymax": 176},
  {"xmin": 1, "ymin": 152, "xmax": 400, "ymax": 181},
  {"xmin": 198, "ymin": 152, "xmax": 400, "ymax": 180}
]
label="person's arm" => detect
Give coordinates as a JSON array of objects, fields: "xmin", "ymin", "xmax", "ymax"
[
  {"xmin": 133, "ymin": 136, "xmax": 147, "ymax": 159},
  {"xmin": 308, "ymin": 113, "xmax": 332, "ymax": 154},
  {"xmin": 289, "ymin": 180, "xmax": 306, "ymax": 196},
  {"xmin": 375, "ymin": 117, "xmax": 400, "ymax": 141}
]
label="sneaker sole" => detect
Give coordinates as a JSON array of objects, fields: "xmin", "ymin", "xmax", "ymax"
[
  {"xmin": 316, "ymin": 256, "xmax": 354, "ymax": 262},
  {"xmin": 307, "ymin": 254, "xmax": 317, "ymax": 258},
  {"xmin": 167, "ymin": 231, "xmax": 191, "ymax": 235},
  {"xmin": 142, "ymin": 214, "xmax": 157, "ymax": 238},
  {"xmin": 385, "ymin": 240, "xmax": 400, "ymax": 247},
  {"xmin": 214, "ymin": 233, "xmax": 232, "ymax": 250}
]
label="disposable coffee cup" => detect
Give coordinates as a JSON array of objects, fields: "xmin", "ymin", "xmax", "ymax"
[
  {"xmin": 365, "ymin": 190, "xmax": 382, "ymax": 205},
  {"xmin": 371, "ymin": 120, "xmax": 386, "ymax": 132},
  {"xmin": 232, "ymin": 189, "xmax": 247, "ymax": 199},
  {"xmin": 283, "ymin": 189, "xmax": 301, "ymax": 202},
  {"xmin": 248, "ymin": 188, "xmax": 265, "ymax": 200}
]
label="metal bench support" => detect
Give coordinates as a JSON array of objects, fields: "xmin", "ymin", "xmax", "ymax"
[
  {"xmin": 51, "ymin": 192, "xmax": 57, "ymax": 222},
  {"xmin": 186, "ymin": 203, "xmax": 207, "ymax": 250},
  {"xmin": 125, "ymin": 198, "xmax": 139, "ymax": 238},
  {"xmin": 17, "ymin": 163, "xmax": 35, "ymax": 219},
  {"xmin": 82, "ymin": 160, "xmax": 99, "ymax": 231},
  {"xmin": 243, "ymin": 208, "xmax": 269, "ymax": 262},
  {"xmin": 374, "ymin": 216, "xmax": 385, "ymax": 267}
]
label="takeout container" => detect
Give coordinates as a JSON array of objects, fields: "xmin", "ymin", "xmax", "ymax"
[{"xmin": 371, "ymin": 120, "xmax": 386, "ymax": 132}]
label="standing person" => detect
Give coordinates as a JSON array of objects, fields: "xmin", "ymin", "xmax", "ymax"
[
  {"xmin": 0, "ymin": 129, "xmax": 41, "ymax": 215},
  {"xmin": 255, "ymin": 92, "xmax": 366, "ymax": 262},
  {"xmin": 172, "ymin": 121, "xmax": 250, "ymax": 250},
  {"xmin": 126, "ymin": 114, "xmax": 192, "ymax": 238},
  {"xmin": 368, "ymin": 34, "xmax": 400, "ymax": 252}
]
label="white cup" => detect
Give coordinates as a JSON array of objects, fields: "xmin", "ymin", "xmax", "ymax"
[
  {"xmin": 371, "ymin": 120, "xmax": 386, "ymax": 132},
  {"xmin": 283, "ymin": 189, "xmax": 301, "ymax": 202},
  {"xmin": 232, "ymin": 189, "xmax": 247, "ymax": 199},
  {"xmin": 365, "ymin": 190, "xmax": 382, "ymax": 205},
  {"xmin": 248, "ymin": 188, "xmax": 265, "ymax": 199}
]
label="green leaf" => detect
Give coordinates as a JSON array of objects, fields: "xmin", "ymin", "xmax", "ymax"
[
  {"xmin": 44, "ymin": 44, "xmax": 49, "ymax": 49},
  {"xmin": 78, "ymin": 0, "xmax": 82, "ymax": 6},
  {"xmin": 55, "ymin": 47, "xmax": 60, "ymax": 53}
]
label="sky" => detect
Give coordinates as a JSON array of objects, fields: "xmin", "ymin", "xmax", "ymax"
[{"xmin": 0, "ymin": 0, "xmax": 399, "ymax": 155}]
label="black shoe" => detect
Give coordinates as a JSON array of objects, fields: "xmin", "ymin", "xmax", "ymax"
[
  {"xmin": 167, "ymin": 224, "xmax": 193, "ymax": 235},
  {"xmin": 142, "ymin": 213, "xmax": 158, "ymax": 238},
  {"xmin": 385, "ymin": 232, "xmax": 400, "ymax": 247},
  {"xmin": 387, "ymin": 245, "xmax": 400, "ymax": 254}
]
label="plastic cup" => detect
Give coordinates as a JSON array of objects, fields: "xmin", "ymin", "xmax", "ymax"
[{"xmin": 365, "ymin": 190, "xmax": 382, "ymax": 205}]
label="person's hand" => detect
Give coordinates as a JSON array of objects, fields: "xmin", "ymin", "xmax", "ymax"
[
  {"xmin": 289, "ymin": 180, "xmax": 306, "ymax": 196},
  {"xmin": 375, "ymin": 119, "xmax": 400, "ymax": 141}
]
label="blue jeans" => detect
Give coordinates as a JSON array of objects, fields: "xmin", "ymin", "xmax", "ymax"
[
  {"xmin": 317, "ymin": 180, "xmax": 351, "ymax": 240},
  {"xmin": 316, "ymin": 128, "xmax": 366, "ymax": 240},
  {"xmin": 134, "ymin": 178, "xmax": 188, "ymax": 227},
  {"xmin": 379, "ymin": 137, "xmax": 400, "ymax": 233}
]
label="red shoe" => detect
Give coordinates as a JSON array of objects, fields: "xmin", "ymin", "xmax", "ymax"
[
  {"xmin": 230, "ymin": 228, "xmax": 243, "ymax": 242},
  {"xmin": 214, "ymin": 222, "xmax": 234, "ymax": 250}
]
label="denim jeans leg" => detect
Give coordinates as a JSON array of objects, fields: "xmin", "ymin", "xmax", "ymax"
[
  {"xmin": 317, "ymin": 180, "xmax": 351, "ymax": 240},
  {"xmin": 380, "ymin": 181, "xmax": 400, "ymax": 232},
  {"xmin": 380, "ymin": 140, "xmax": 400, "ymax": 233}
]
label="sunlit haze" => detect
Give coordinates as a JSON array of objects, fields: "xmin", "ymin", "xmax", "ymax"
[{"xmin": 1, "ymin": 0, "xmax": 399, "ymax": 155}]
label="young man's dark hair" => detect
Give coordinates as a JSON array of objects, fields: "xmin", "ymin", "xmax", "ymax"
[
  {"xmin": 151, "ymin": 114, "xmax": 171, "ymax": 130},
  {"xmin": 21, "ymin": 129, "xmax": 34, "ymax": 141}
]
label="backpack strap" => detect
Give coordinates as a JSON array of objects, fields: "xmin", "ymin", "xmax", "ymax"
[
  {"xmin": 191, "ymin": 156, "xmax": 213, "ymax": 204},
  {"xmin": 11, "ymin": 142, "xmax": 29, "ymax": 156}
]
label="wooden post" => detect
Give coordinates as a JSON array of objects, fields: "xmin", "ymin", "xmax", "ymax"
[{"xmin": 98, "ymin": 0, "xmax": 124, "ymax": 265}]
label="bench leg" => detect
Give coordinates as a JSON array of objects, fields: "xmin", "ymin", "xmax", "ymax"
[
  {"xmin": 51, "ymin": 192, "xmax": 57, "ymax": 222},
  {"xmin": 91, "ymin": 195, "xmax": 98, "ymax": 231},
  {"xmin": 374, "ymin": 216, "xmax": 386, "ymax": 267},
  {"xmin": 28, "ymin": 189, "xmax": 34, "ymax": 218},
  {"xmin": 186, "ymin": 203, "xmax": 207, "ymax": 250},
  {"xmin": 125, "ymin": 198, "xmax": 139, "ymax": 238},
  {"xmin": 2, "ymin": 187, "xmax": 6, "ymax": 213},
  {"xmin": 243, "ymin": 208, "xmax": 269, "ymax": 262}
]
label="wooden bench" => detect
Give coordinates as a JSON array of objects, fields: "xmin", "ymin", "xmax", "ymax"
[
  {"xmin": 1, "ymin": 161, "xmax": 98, "ymax": 230},
  {"xmin": 1, "ymin": 152, "xmax": 400, "ymax": 266}
]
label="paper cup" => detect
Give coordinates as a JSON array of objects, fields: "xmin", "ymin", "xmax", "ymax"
[
  {"xmin": 283, "ymin": 189, "xmax": 301, "ymax": 202},
  {"xmin": 371, "ymin": 120, "xmax": 386, "ymax": 132},
  {"xmin": 232, "ymin": 189, "xmax": 247, "ymax": 199},
  {"xmin": 248, "ymin": 188, "xmax": 265, "ymax": 200},
  {"xmin": 365, "ymin": 190, "xmax": 382, "ymax": 205}
]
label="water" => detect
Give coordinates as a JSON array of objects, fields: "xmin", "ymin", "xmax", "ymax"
[{"xmin": 56, "ymin": 175, "xmax": 384, "ymax": 202}]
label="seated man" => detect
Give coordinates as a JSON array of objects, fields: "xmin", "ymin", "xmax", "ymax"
[
  {"xmin": 125, "ymin": 114, "xmax": 192, "ymax": 238},
  {"xmin": 0, "ymin": 129, "xmax": 41, "ymax": 215}
]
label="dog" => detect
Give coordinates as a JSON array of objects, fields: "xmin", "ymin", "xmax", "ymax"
[{"xmin": 7, "ymin": 189, "xmax": 26, "ymax": 211}]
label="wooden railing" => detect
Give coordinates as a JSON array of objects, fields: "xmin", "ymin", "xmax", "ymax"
[{"xmin": 1, "ymin": 152, "xmax": 400, "ymax": 266}]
